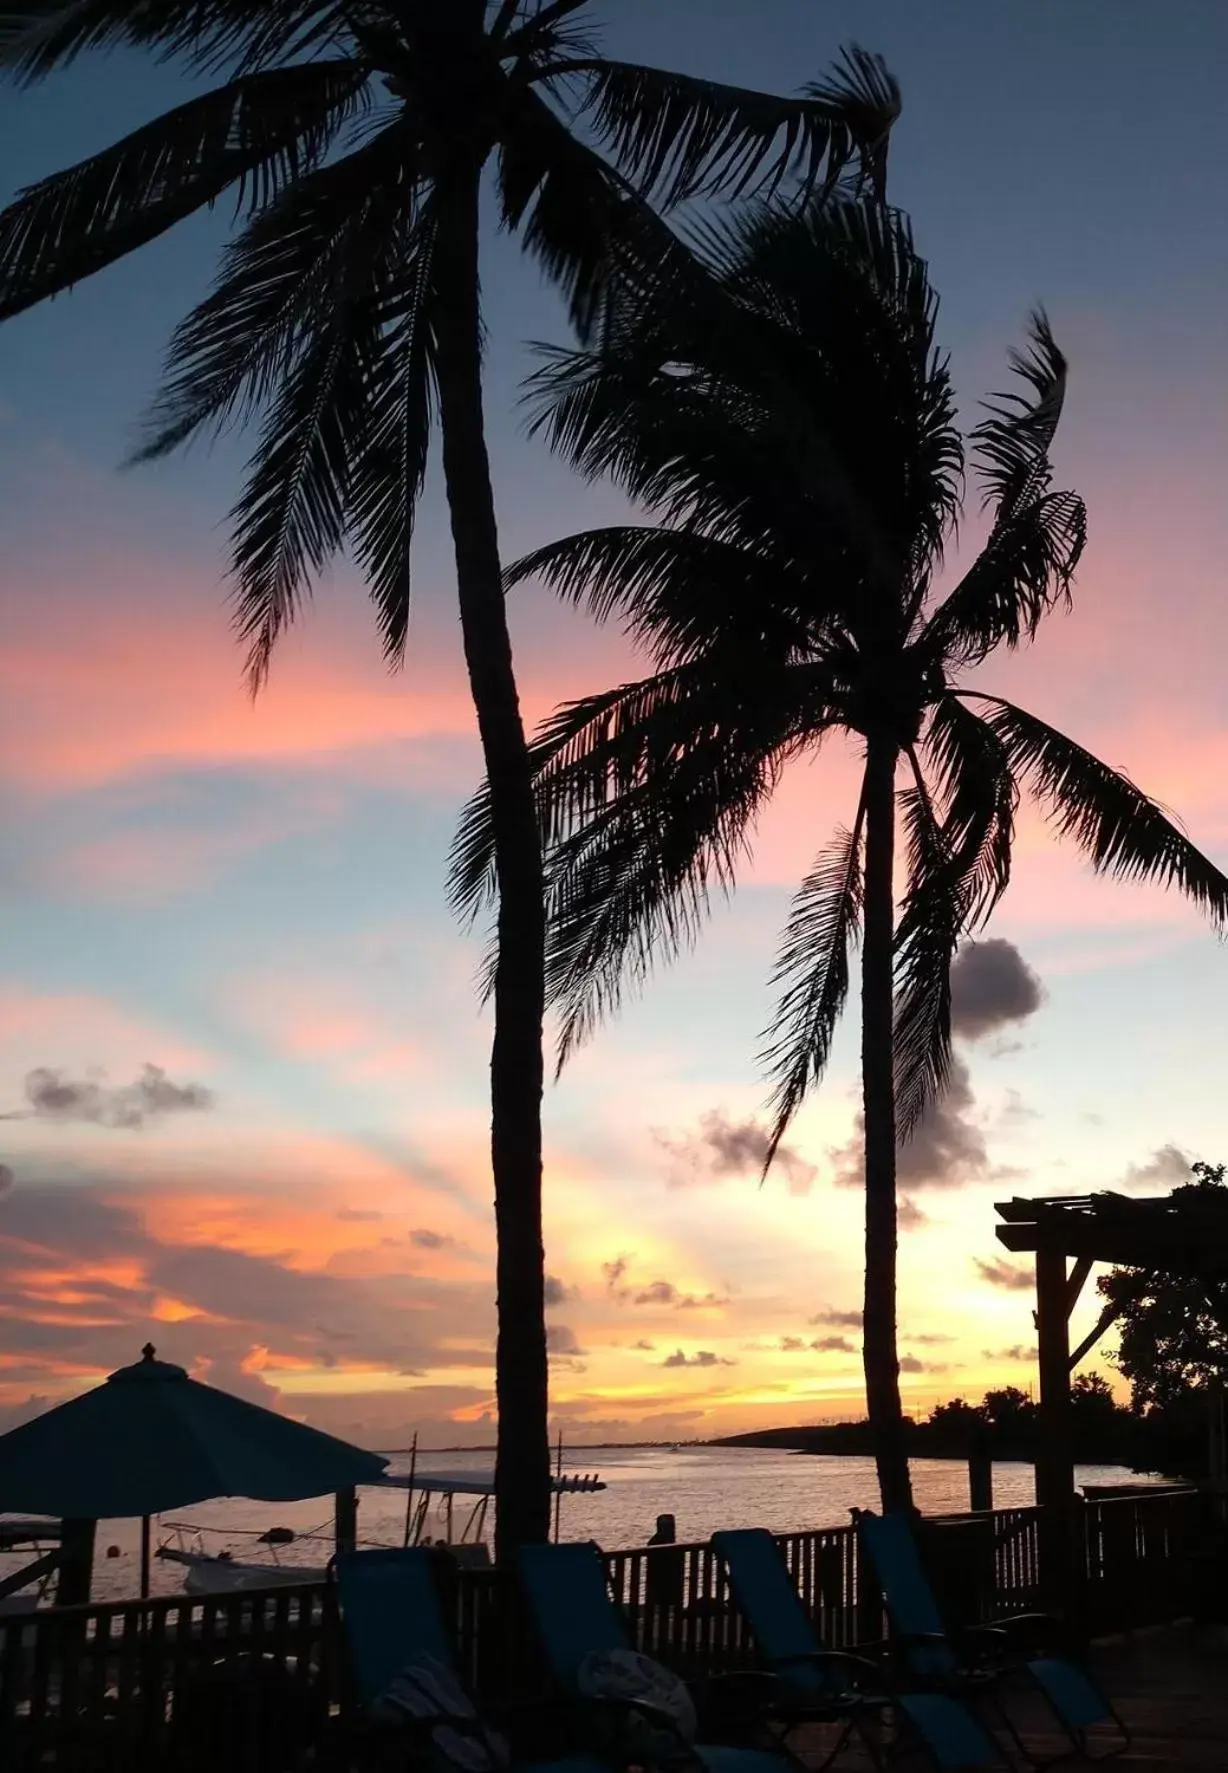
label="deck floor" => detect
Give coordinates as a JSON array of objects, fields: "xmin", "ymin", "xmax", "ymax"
[{"xmin": 793, "ymin": 1625, "xmax": 1228, "ymax": 1770}]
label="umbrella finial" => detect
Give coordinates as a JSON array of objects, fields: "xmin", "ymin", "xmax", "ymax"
[{"xmin": 142, "ymin": 1343, "xmax": 156, "ymax": 1363}]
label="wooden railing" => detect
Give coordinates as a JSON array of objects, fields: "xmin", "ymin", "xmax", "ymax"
[{"xmin": 0, "ymin": 1488, "xmax": 1206, "ymax": 1771}]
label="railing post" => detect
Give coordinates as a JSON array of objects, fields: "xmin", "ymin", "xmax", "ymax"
[
  {"xmin": 852, "ymin": 1519, "xmax": 881, "ymax": 1646},
  {"xmin": 1035, "ymin": 1245, "xmax": 1083, "ymax": 1630}
]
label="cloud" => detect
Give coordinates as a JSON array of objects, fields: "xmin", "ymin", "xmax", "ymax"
[
  {"xmin": 661, "ymin": 1349, "xmax": 736, "ymax": 1369},
  {"xmin": 949, "ymin": 940, "xmax": 1044, "ymax": 1041},
  {"xmin": 606, "ymin": 1259, "xmax": 729, "ymax": 1312},
  {"xmin": 0, "ymin": 1172, "xmax": 507, "ymax": 1422},
  {"xmin": 900, "ymin": 1355, "xmax": 949, "ymax": 1374},
  {"xmin": 983, "ymin": 1345, "xmax": 1038, "ymax": 1363},
  {"xmin": 5, "ymin": 1064, "xmax": 213, "ymax": 1129},
  {"xmin": 631, "ymin": 1339, "xmax": 656, "ymax": 1352},
  {"xmin": 811, "ymin": 1335, "xmax": 856, "ymax": 1353},
  {"xmin": 779, "ymin": 1336, "xmax": 807, "ymax": 1352},
  {"xmin": 634, "ymin": 1280, "xmax": 677, "ymax": 1306},
  {"xmin": 974, "ymin": 1256, "xmax": 1033, "ymax": 1291},
  {"xmin": 898, "ymin": 1196, "xmax": 929, "ymax": 1230},
  {"xmin": 657, "ymin": 1111, "xmax": 816, "ymax": 1195},
  {"xmin": 602, "ymin": 1255, "xmax": 632, "ymax": 1291},
  {"xmin": 409, "ymin": 1228, "xmax": 455, "ymax": 1251},
  {"xmin": 546, "ymin": 1323, "xmax": 586, "ymax": 1360},
  {"xmin": 896, "ymin": 1060, "xmax": 987, "ymax": 1188},
  {"xmin": 809, "ymin": 1307, "xmax": 862, "ymax": 1328},
  {"xmin": 336, "ymin": 1208, "xmax": 384, "ymax": 1223},
  {"xmin": 544, "ymin": 1274, "xmax": 578, "ymax": 1308},
  {"xmin": 830, "ymin": 1061, "xmax": 989, "ymax": 1194},
  {"xmin": 911, "ymin": 1332, "xmax": 953, "ymax": 1345},
  {"xmin": 1123, "ymin": 1144, "xmax": 1191, "ymax": 1190},
  {"xmin": 0, "ymin": 1166, "xmax": 12, "ymax": 1197}
]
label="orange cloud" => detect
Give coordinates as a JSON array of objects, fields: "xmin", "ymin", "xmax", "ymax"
[{"xmin": 1, "ymin": 540, "xmax": 640, "ymax": 795}]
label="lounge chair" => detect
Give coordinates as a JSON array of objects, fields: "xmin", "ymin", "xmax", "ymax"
[
  {"xmin": 520, "ymin": 1539, "xmax": 1006, "ymax": 1773},
  {"xmin": 520, "ymin": 1540, "xmax": 823, "ymax": 1773},
  {"xmin": 854, "ymin": 1511, "xmax": 1130, "ymax": 1762},
  {"xmin": 711, "ymin": 1527, "xmax": 1008, "ymax": 1772},
  {"xmin": 332, "ymin": 1546, "xmax": 607, "ymax": 1773}
]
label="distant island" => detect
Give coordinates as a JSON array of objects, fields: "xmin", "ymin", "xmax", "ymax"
[{"xmin": 712, "ymin": 1378, "xmax": 1204, "ymax": 1481}]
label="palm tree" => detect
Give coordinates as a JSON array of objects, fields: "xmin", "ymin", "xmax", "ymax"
[
  {"xmin": 0, "ymin": 4, "xmax": 899, "ymax": 1552},
  {"xmin": 451, "ymin": 198, "xmax": 1228, "ymax": 1512}
]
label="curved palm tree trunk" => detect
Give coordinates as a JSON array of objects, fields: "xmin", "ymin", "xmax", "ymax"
[
  {"xmin": 434, "ymin": 160, "xmax": 551, "ymax": 1558},
  {"xmin": 860, "ymin": 732, "xmax": 913, "ymax": 1514}
]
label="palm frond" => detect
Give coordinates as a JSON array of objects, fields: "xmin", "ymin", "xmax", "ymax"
[
  {"xmin": 573, "ymin": 44, "xmax": 898, "ymax": 207},
  {"xmin": 542, "ymin": 690, "xmax": 789, "ymax": 1068},
  {"xmin": 345, "ymin": 198, "xmax": 440, "ymax": 663},
  {"xmin": 891, "ymin": 709, "xmax": 1021, "ymax": 1135},
  {"xmin": 965, "ymin": 694, "xmax": 1228, "ymax": 924},
  {"xmin": 496, "ymin": 80, "xmax": 687, "ymax": 345},
  {"xmin": 761, "ymin": 801, "xmax": 865, "ymax": 1171},
  {"xmin": 228, "ymin": 190, "xmax": 406, "ymax": 689},
  {"xmin": 922, "ymin": 311, "xmax": 1084, "ymax": 662},
  {"xmin": 974, "ymin": 310, "xmax": 1068, "ymax": 520},
  {"xmin": 450, "ymin": 661, "xmax": 813, "ymax": 1067},
  {"xmin": 505, "ymin": 524, "xmax": 810, "ymax": 667},
  {"xmin": 0, "ymin": 1, "xmax": 354, "ymax": 80},
  {"xmin": 522, "ymin": 194, "xmax": 959, "ymax": 618},
  {"xmin": 0, "ymin": 58, "xmax": 367, "ymax": 320},
  {"xmin": 923, "ymin": 695, "xmax": 1018, "ymax": 927},
  {"xmin": 891, "ymin": 767, "xmax": 959, "ymax": 1137},
  {"xmin": 132, "ymin": 121, "xmax": 407, "ymax": 462}
]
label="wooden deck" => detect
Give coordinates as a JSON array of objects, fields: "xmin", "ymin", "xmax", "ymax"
[
  {"xmin": 1066, "ymin": 1626, "xmax": 1228, "ymax": 1770},
  {"xmin": 0, "ymin": 1490, "xmax": 1216, "ymax": 1769},
  {"xmin": 790, "ymin": 1626, "xmax": 1228, "ymax": 1770}
]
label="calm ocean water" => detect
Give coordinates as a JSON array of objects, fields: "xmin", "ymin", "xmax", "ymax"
[{"xmin": 0, "ymin": 1444, "xmax": 1163, "ymax": 1605}]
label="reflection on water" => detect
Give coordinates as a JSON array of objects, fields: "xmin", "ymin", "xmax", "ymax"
[{"xmin": 3, "ymin": 1444, "xmax": 1161, "ymax": 1603}]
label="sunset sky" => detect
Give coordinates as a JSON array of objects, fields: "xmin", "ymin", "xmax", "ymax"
[{"xmin": 2, "ymin": 1, "xmax": 1227, "ymax": 1449}]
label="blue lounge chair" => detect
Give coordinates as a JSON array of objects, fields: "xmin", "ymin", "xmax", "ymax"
[
  {"xmin": 854, "ymin": 1512, "xmax": 1130, "ymax": 1762},
  {"xmin": 519, "ymin": 1540, "xmax": 818, "ymax": 1773},
  {"xmin": 520, "ymin": 1539, "xmax": 1005, "ymax": 1773},
  {"xmin": 711, "ymin": 1528, "xmax": 1008, "ymax": 1772},
  {"xmin": 333, "ymin": 1546, "xmax": 607, "ymax": 1773}
]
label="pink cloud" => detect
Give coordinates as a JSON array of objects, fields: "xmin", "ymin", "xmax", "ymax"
[
  {"xmin": 1, "ymin": 538, "xmax": 639, "ymax": 795},
  {"xmin": 0, "ymin": 983, "xmax": 213, "ymax": 1080}
]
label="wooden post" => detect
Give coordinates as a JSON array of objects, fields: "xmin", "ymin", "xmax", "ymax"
[
  {"xmin": 1035, "ymin": 1246, "xmax": 1080, "ymax": 1625},
  {"xmin": 968, "ymin": 1430, "xmax": 993, "ymax": 1512},
  {"xmin": 57, "ymin": 1518, "xmax": 96, "ymax": 1608},
  {"xmin": 335, "ymin": 1488, "xmax": 358, "ymax": 1558}
]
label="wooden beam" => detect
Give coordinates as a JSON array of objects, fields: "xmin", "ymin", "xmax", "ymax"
[
  {"xmin": 334, "ymin": 1487, "xmax": 358, "ymax": 1558},
  {"xmin": 1066, "ymin": 1255, "xmax": 1094, "ymax": 1317},
  {"xmin": 997, "ymin": 1219, "xmax": 1228, "ymax": 1279},
  {"xmin": 57, "ymin": 1518, "xmax": 96, "ymax": 1608},
  {"xmin": 1069, "ymin": 1300, "xmax": 1124, "ymax": 1371},
  {"xmin": 0, "ymin": 1549, "xmax": 59, "ymax": 1604},
  {"xmin": 1035, "ymin": 1247, "xmax": 1079, "ymax": 1620}
]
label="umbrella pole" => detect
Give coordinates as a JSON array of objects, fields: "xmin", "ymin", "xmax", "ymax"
[
  {"xmin": 553, "ymin": 1429, "xmax": 564, "ymax": 1542},
  {"xmin": 140, "ymin": 1515, "xmax": 151, "ymax": 1598},
  {"xmin": 402, "ymin": 1432, "xmax": 418, "ymax": 1548}
]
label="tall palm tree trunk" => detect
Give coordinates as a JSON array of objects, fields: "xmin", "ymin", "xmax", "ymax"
[
  {"xmin": 860, "ymin": 732, "xmax": 913, "ymax": 1514},
  {"xmin": 434, "ymin": 160, "xmax": 551, "ymax": 1558}
]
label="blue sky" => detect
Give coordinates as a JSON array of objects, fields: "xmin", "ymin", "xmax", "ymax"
[{"xmin": 1, "ymin": 1, "xmax": 1227, "ymax": 1444}]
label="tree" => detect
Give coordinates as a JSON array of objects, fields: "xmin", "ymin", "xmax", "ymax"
[
  {"xmin": 452, "ymin": 197, "xmax": 1228, "ymax": 1513},
  {"xmin": 980, "ymin": 1385, "xmax": 1037, "ymax": 1440},
  {"xmin": 1100, "ymin": 1162, "xmax": 1228, "ymax": 1412},
  {"xmin": 0, "ymin": 3, "xmax": 898, "ymax": 1555},
  {"xmin": 926, "ymin": 1397, "xmax": 987, "ymax": 1437}
]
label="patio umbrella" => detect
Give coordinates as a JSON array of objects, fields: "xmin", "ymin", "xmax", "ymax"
[{"xmin": 0, "ymin": 1345, "xmax": 388, "ymax": 1594}]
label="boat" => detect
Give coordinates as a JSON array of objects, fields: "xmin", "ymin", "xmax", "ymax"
[{"xmin": 157, "ymin": 1469, "xmax": 606, "ymax": 1594}]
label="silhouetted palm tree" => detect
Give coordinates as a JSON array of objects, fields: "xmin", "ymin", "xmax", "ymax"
[
  {"xmin": 0, "ymin": 3, "xmax": 898, "ymax": 1551},
  {"xmin": 452, "ymin": 198, "xmax": 1228, "ymax": 1511}
]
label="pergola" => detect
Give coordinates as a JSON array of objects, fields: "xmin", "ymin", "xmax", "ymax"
[{"xmin": 994, "ymin": 1190, "xmax": 1228, "ymax": 1612}]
